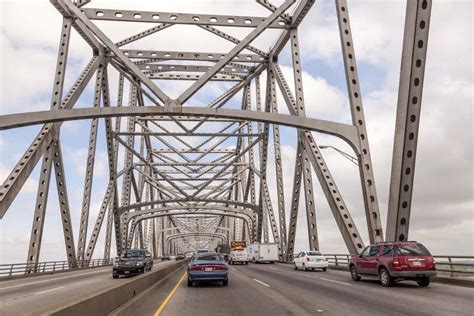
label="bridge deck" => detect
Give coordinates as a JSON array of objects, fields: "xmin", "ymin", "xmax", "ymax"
[
  {"xmin": 126, "ymin": 263, "xmax": 473, "ymax": 315},
  {"xmin": 0, "ymin": 260, "xmax": 173, "ymax": 315}
]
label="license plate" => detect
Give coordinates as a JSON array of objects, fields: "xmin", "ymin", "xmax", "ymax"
[
  {"xmin": 124, "ymin": 271, "xmax": 130, "ymax": 274},
  {"xmin": 413, "ymin": 261, "xmax": 422, "ymax": 266},
  {"xmin": 205, "ymin": 267, "xmax": 213, "ymax": 272}
]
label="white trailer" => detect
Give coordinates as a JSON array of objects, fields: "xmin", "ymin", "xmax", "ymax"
[{"xmin": 247, "ymin": 243, "xmax": 279, "ymax": 263}]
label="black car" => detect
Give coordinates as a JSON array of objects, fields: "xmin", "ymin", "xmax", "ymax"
[
  {"xmin": 175, "ymin": 254, "xmax": 185, "ymax": 260},
  {"xmin": 113, "ymin": 249, "xmax": 153, "ymax": 278},
  {"xmin": 162, "ymin": 254, "xmax": 171, "ymax": 261}
]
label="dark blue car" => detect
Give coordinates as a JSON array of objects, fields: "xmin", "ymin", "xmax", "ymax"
[{"xmin": 187, "ymin": 252, "xmax": 228, "ymax": 287}]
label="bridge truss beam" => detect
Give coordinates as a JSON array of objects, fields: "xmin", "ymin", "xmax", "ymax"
[{"xmin": 0, "ymin": 0, "xmax": 431, "ymax": 265}]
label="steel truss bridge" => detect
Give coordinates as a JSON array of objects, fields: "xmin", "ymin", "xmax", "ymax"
[{"xmin": 0, "ymin": 0, "xmax": 432, "ymax": 268}]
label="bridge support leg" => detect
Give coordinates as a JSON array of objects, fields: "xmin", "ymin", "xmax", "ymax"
[
  {"xmin": 336, "ymin": 0, "xmax": 384, "ymax": 244},
  {"xmin": 26, "ymin": 17, "xmax": 73, "ymax": 270},
  {"xmin": 387, "ymin": 0, "xmax": 432, "ymax": 242}
]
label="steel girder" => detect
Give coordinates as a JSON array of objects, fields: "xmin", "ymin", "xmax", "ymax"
[
  {"xmin": 0, "ymin": 0, "xmax": 430, "ymax": 262},
  {"xmin": 0, "ymin": 107, "xmax": 362, "ymax": 150},
  {"xmin": 335, "ymin": 0, "xmax": 384, "ymax": 244},
  {"xmin": 386, "ymin": 0, "xmax": 432, "ymax": 242}
]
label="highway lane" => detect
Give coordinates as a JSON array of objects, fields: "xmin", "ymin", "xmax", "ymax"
[
  {"xmin": 0, "ymin": 260, "xmax": 170, "ymax": 315},
  {"xmin": 131, "ymin": 264, "xmax": 308, "ymax": 316},
  {"xmin": 154, "ymin": 263, "xmax": 473, "ymax": 315}
]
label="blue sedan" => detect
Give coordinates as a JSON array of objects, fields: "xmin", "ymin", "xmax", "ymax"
[{"xmin": 187, "ymin": 252, "xmax": 228, "ymax": 287}]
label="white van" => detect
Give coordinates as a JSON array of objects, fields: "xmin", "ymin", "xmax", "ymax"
[
  {"xmin": 229, "ymin": 249, "xmax": 249, "ymax": 265},
  {"xmin": 247, "ymin": 243, "xmax": 279, "ymax": 263}
]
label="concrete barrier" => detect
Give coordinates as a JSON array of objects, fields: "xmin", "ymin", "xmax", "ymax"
[{"xmin": 48, "ymin": 260, "xmax": 186, "ymax": 316}]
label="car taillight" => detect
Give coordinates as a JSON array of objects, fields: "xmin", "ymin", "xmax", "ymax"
[
  {"xmin": 306, "ymin": 257, "xmax": 311, "ymax": 262},
  {"xmin": 190, "ymin": 266, "xmax": 202, "ymax": 271},
  {"xmin": 213, "ymin": 265, "xmax": 227, "ymax": 270}
]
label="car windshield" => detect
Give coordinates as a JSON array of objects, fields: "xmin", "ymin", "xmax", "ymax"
[
  {"xmin": 121, "ymin": 250, "xmax": 144, "ymax": 258},
  {"xmin": 307, "ymin": 251, "xmax": 322, "ymax": 256},
  {"xmin": 395, "ymin": 244, "xmax": 431, "ymax": 256},
  {"xmin": 194, "ymin": 253, "xmax": 221, "ymax": 261}
]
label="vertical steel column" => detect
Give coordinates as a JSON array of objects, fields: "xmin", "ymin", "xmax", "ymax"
[
  {"xmin": 133, "ymin": 228, "xmax": 139, "ymax": 248},
  {"xmin": 26, "ymin": 17, "xmax": 72, "ymax": 268},
  {"xmin": 160, "ymin": 216, "xmax": 165, "ymax": 256},
  {"xmin": 138, "ymin": 221, "xmax": 144, "ymax": 248},
  {"xmin": 336, "ymin": 0, "xmax": 384, "ymax": 243},
  {"xmin": 286, "ymin": 146, "xmax": 302, "ymax": 257},
  {"xmin": 257, "ymin": 70, "xmax": 279, "ymax": 244},
  {"xmin": 387, "ymin": 0, "xmax": 432, "ymax": 242},
  {"xmin": 77, "ymin": 64, "xmax": 104, "ymax": 260},
  {"xmin": 120, "ymin": 86, "xmax": 137, "ymax": 250},
  {"xmin": 270, "ymin": 90, "xmax": 288, "ymax": 257},
  {"xmin": 104, "ymin": 201, "xmax": 113, "ymax": 260},
  {"xmin": 102, "ymin": 67, "xmax": 123, "ymax": 255},
  {"xmin": 262, "ymin": 70, "xmax": 281, "ymax": 246},
  {"xmin": 289, "ymin": 29, "xmax": 319, "ymax": 251},
  {"xmin": 246, "ymin": 81, "xmax": 258, "ymax": 243},
  {"xmin": 254, "ymin": 76, "xmax": 264, "ymax": 242}
]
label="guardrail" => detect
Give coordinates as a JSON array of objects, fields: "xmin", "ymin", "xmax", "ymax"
[
  {"xmin": 0, "ymin": 258, "xmax": 113, "ymax": 278},
  {"xmin": 323, "ymin": 254, "xmax": 474, "ymax": 277}
]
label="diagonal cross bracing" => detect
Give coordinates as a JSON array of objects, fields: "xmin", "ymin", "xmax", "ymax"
[{"xmin": 0, "ymin": 0, "xmax": 429, "ymax": 264}]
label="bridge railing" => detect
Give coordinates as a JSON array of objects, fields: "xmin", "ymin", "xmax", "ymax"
[
  {"xmin": 324, "ymin": 254, "xmax": 474, "ymax": 277},
  {"xmin": 0, "ymin": 258, "xmax": 113, "ymax": 278}
]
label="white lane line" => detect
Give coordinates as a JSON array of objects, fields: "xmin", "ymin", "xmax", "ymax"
[
  {"xmin": 34, "ymin": 286, "xmax": 64, "ymax": 295},
  {"xmin": 0, "ymin": 268, "xmax": 109, "ymax": 291},
  {"xmin": 253, "ymin": 278, "xmax": 270, "ymax": 287},
  {"xmin": 320, "ymin": 277, "xmax": 351, "ymax": 286},
  {"xmin": 269, "ymin": 267, "xmax": 279, "ymax": 270},
  {"xmin": 230, "ymin": 267, "xmax": 237, "ymax": 271}
]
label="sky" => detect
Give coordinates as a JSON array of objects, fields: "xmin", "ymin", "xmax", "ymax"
[{"xmin": 0, "ymin": 0, "xmax": 473, "ymax": 263}]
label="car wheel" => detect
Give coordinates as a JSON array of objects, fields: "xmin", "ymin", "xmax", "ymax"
[
  {"xmin": 417, "ymin": 277, "xmax": 430, "ymax": 287},
  {"xmin": 294, "ymin": 264, "xmax": 298, "ymax": 270},
  {"xmin": 322, "ymin": 267, "xmax": 327, "ymax": 272},
  {"xmin": 350, "ymin": 265, "xmax": 361, "ymax": 281},
  {"xmin": 302, "ymin": 263, "xmax": 306, "ymax": 271},
  {"xmin": 223, "ymin": 279, "xmax": 228, "ymax": 286},
  {"xmin": 245, "ymin": 262, "xmax": 248, "ymax": 265},
  {"xmin": 187, "ymin": 278, "xmax": 193, "ymax": 287},
  {"xmin": 379, "ymin": 268, "xmax": 393, "ymax": 287},
  {"xmin": 113, "ymin": 274, "xmax": 119, "ymax": 279}
]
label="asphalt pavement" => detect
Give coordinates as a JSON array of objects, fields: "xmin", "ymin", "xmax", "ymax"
[
  {"xmin": 2, "ymin": 262, "xmax": 473, "ymax": 315},
  {"xmin": 0, "ymin": 260, "xmax": 169, "ymax": 315},
  {"xmin": 152, "ymin": 262, "xmax": 474, "ymax": 315}
]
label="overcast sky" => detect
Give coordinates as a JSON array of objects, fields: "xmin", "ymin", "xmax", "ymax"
[{"xmin": 0, "ymin": 0, "xmax": 472, "ymax": 263}]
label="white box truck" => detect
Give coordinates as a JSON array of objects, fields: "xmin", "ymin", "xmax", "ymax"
[{"xmin": 247, "ymin": 243, "xmax": 279, "ymax": 263}]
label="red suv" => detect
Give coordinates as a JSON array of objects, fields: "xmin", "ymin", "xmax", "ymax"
[{"xmin": 349, "ymin": 241, "xmax": 436, "ymax": 287}]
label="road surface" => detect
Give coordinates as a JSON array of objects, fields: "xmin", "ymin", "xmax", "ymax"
[
  {"xmin": 0, "ymin": 260, "xmax": 171, "ymax": 315},
  {"xmin": 132, "ymin": 262, "xmax": 474, "ymax": 315}
]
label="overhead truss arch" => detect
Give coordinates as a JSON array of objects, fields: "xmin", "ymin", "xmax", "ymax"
[{"xmin": 0, "ymin": 0, "xmax": 431, "ymax": 265}]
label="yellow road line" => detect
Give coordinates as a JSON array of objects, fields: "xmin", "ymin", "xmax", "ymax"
[{"xmin": 154, "ymin": 271, "xmax": 187, "ymax": 316}]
